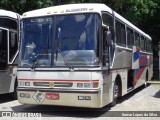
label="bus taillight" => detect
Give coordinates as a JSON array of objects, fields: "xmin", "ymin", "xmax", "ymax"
[{"xmin": 92, "ymin": 82, "xmax": 99, "ymax": 88}]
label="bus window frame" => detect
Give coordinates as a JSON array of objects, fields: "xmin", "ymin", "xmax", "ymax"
[
  {"xmin": 126, "ymin": 26, "xmax": 134, "ymax": 48},
  {"xmin": 0, "ymin": 27, "xmax": 9, "ymax": 70},
  {"xmin": 140, "ymin": 35, "xmax": 145, "ymax": 51},
  {"xmin": 0, "ymin": 17, "xmax": 18, "ymax": 30},
  {"xmin": 101, "ymin": 11, "xmax": 116, "ymax": 68},
  {"xmin": 0, "ymin": 17, "xmax": 19, "ymax": 64},
  {"xmin": 8, "ymin": 29, "xmax": 19, "ymax": 64},
  {"xmin": 134, "ymin": 32, "xmax": 140, "ymax": 48},
  {"xmin": 115, "ymin": 18, "xmax": 127, "ymax": 47},
  {"xmin": 20, "ymin": 13, "xmax": 102, "ymax": 68}
]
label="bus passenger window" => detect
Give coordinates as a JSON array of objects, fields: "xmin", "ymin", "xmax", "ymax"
[
  {"xmin": 146, "ymin": 40, "xmax": 151, "ymax": 52},
  {"xmin": 0, "ymin": 29, "xmax": 7, "ymax": 70},
  {"xmin": 102, "ymin": 13, "xmax": 114, "ymax": 40},
  {"xmin": 140, "ymin": 36, "xmax": 145, "ymax": 51},
  {"xmin": 9, "ymin": 32, "xmax": 18, "ymax": 63},
  {"xmin": 148, "ymin": 41, "xmax": 152, "ymax": 52},
  {"xmin": 0, "ymin": 18, "xmax": 17, "ymax": 30},
  {"xmin": 102, "ymin": 13, "xmax": 115, "ymax": 66},
  {"xmin": 144, "ymin": 38, "xmax": 147, "ymax": 51},
  {"xmin": 127, "ymin": 27, "xmax": 134, "ymax": 48},
  {"xmin": 134, "ymin": 32, "xmax": 140, "ymax": 47},
  {"xmin": 116, "ymin": 20, "xmax": 126, "ymax": 47}
]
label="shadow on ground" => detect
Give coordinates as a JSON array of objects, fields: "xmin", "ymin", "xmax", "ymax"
[
  {"xmin": 153, "ymin": 90, "xmax": 160, "ymax": 98},
  {"xmin": 0, "ymin": 93, "xmax": 16, "ymax": 104},
  {"xmin": 12, "ymin": 104, "xmax": 111, "ymax": 118},
  {"xmin": 117, "ymin": 84, "xmax": 148, "ymax": 104}
]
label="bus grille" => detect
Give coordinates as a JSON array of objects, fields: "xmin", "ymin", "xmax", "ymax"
[{"xmin": 33, "ymin": 82, "xmax": 73, "ymax": 88}]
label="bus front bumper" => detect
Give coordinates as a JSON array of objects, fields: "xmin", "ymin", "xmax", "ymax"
[{"xmin": 17, "ymin": 88, "xmax": 102, "ymax": 108}]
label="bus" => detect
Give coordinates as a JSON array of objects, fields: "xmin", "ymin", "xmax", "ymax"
[
  {"xmin": 17, "ymin": 4, "xmax": 153, "ymax": 108},
  {"xmin": 158, "ymin": 42, "xmax": 160, "ymax": 80},
  {"xmin": 0, "ymin": 10, "xmax": 20, "ymax": 98}
]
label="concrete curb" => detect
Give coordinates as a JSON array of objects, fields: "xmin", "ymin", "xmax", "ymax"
[{"xmin": 147, "ymin": 81, "xmax": 160, "ymax": 84}]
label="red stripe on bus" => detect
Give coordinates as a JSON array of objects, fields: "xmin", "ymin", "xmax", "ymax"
[
  {"xmin": 17, "ymin": 79, "xmax": 99, "ymax": 82},
  {"xmin": 133, "ymin": 67, "xmax": 146, "ymax": 87}
]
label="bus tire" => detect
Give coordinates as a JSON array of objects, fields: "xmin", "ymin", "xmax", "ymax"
[{"xmin": 110, "ymin": 80, "xmax": 120, "ymax": 107}]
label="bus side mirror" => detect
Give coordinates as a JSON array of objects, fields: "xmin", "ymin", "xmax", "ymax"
[
  {"xmin": 106, "ymin": 30, "xmax": 112, "ymax": 46},
  {"xmin": 103, "ymin": 26, "xmax": 112, "ymax": 46}
]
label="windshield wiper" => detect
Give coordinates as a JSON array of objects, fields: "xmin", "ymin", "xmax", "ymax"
[
  {"xmin": 55, "ymin": 28, "xmax": 74, "ymax": 71},
  {"xmin": 56, "ymin": 47, "xmax": 74, "ymax": 70},
  {"xmin": 31, "ymin": 36, "xmax": 49, "ymax": 71}
]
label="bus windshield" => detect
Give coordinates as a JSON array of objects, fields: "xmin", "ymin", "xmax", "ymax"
[{"xmin": 20, "ymin": 13, "xmax": 101, "ymax": 68}]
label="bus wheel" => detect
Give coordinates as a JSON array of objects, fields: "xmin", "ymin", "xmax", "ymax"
[{"xmin": 110, "ymin": 80, "xmax": 120, "ymax": 107}]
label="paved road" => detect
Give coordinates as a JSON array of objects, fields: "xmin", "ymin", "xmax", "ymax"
[{"xmin": 0, "ymin": 84, "xmax": 160, "ymax": 120}]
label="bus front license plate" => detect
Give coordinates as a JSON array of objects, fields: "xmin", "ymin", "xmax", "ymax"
[{"xmin": 45, "ymin": 93, "xmax": 59, "ymax": 100}]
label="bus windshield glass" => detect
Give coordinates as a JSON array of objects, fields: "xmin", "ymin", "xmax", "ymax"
[
  {"xmin": 20, "ymin": 13, "xmax": 101, "ymax": 68},
  {"xmin": 20, "ymin": 17, "xmax": 53, "ymax": 67}
]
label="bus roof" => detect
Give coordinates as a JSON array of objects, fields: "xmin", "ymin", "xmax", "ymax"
[
  {"xmin": 22, "ymin": 3, "xmax": 151, "ymax": 40},
  {"xmin": 22, "ymin": 3, "xmax": 110, "ymax": 17},
  {"xmin": 0, "ymin": 9, "xmax": 19, "ymax": 19}
]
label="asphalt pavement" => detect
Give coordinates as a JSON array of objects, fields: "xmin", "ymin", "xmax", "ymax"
[{"xmin": 0, "ymin": 84, "xmax": 160, "ymax": 120}]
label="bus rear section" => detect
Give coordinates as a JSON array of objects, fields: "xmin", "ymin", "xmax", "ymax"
[{"xmin": 17, "ymin": 70, "xmax": 109, "ymax": 108}]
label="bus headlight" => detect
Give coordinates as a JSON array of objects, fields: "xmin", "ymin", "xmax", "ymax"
[
  {"xmin": 25, "ymin": 82, "xmax": 30, "ymax": 86},
  {"xmin": 77, "ymin": 83, "xmax": 91, "ymax": 88},
  {"xmin": 19, "ymin": 81, "xmax": 31, "ymax": 87},
  {"xmin": 84, "ymin": 83, "xmax": 91, "ymax": 88},
  {"xmin": 19, "ymin": 81, "xmax": 25, "ymax": 86},
  {"xmin": 77, "ymin": 82, "xmax": 99, "ymax": 88},
  {"xmin": 77, "ymin": 83, "xmax": 83, "ymax": 88}
]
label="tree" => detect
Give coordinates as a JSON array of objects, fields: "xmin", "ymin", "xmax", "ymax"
[{"xmin": 0, "ymin": 0, "xmax": 159, "ymax": 53}]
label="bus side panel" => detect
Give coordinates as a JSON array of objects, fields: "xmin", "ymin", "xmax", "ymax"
[
  {"xmin": 133, "ymin": 54, "xmax": 153, "ymax": 88},
  {"xmin": 112, "ymin": 46, "xmax": 153, "ymax": 90},
  {"xmin": 0, "ymin": 69, "xmax": 12, "ymax": 94},
  {"xmin": 9, "ymin": 67, "xmax": 17, "ymax": 93},
  {"xmin": 100, "ymin": 72, "xmax": 112, "ymax": 107},
  {"xmin": 112, "ymin": 46, "xmax": 132, "ymax": 69},
  {"xmin": 133, "ymin": 67, "xmax": 147, "ymax": 88}
]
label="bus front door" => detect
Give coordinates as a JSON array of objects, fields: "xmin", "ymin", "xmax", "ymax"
[{"xmin": 0, "ymin": 28, "xmax": 11, "ymax": 94}]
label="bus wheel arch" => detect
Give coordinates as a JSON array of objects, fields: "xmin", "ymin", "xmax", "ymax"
[{"xmin": 110, "ymin": 74, "xmax": 122, "ymax": 106}]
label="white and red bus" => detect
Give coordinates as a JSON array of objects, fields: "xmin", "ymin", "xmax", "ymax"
[{"xmin": 17, "ymin": 4, "xmax": 153, "ymax": 108}]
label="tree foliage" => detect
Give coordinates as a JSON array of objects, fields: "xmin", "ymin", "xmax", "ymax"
[{"xmin": 0, "ymin": 0, "xmax": 159, "ymax": 53}]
